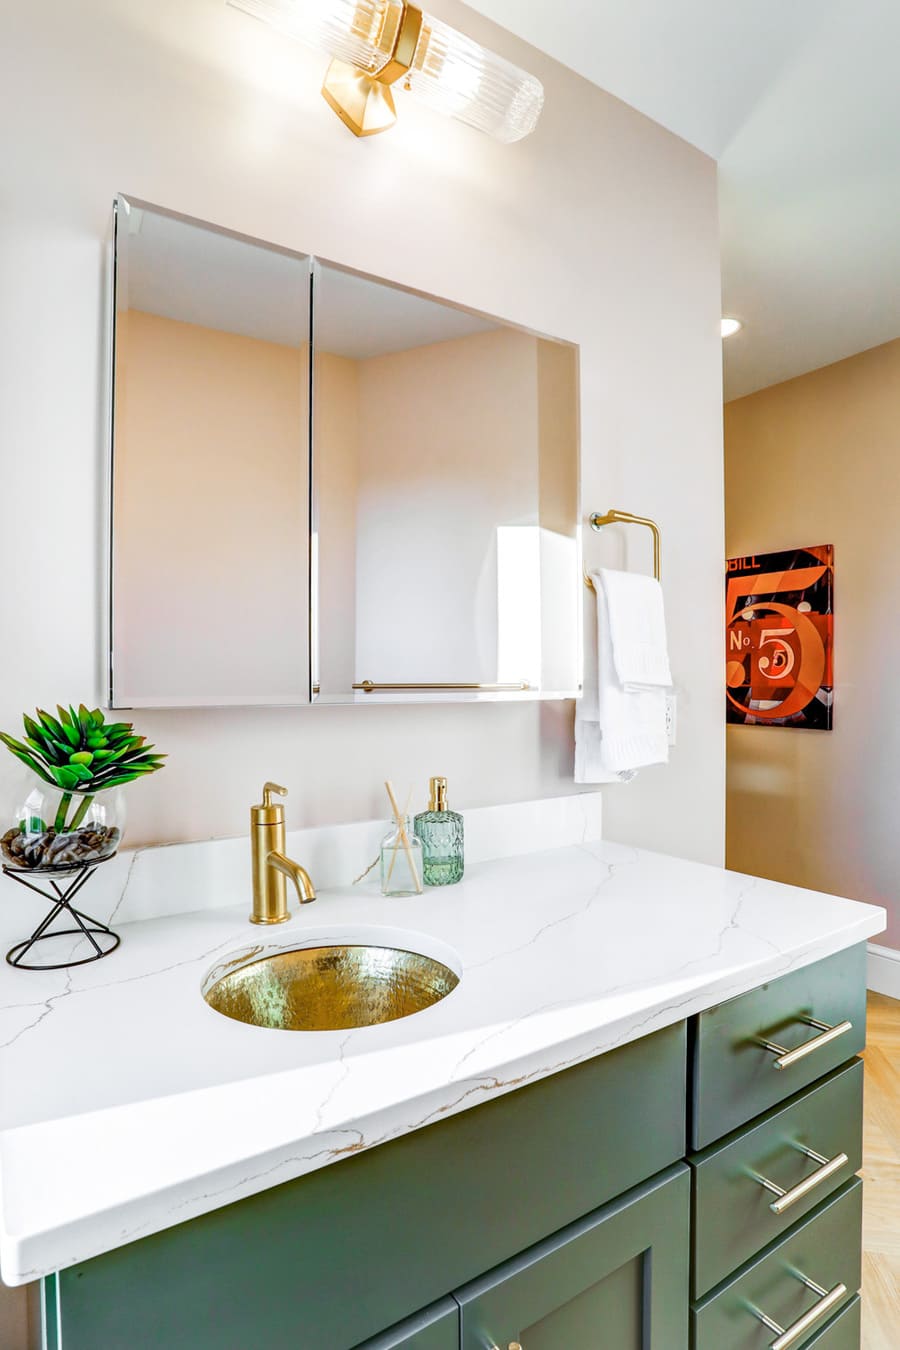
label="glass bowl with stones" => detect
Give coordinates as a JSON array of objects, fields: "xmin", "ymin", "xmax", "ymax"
[{"xmin": 2, "ymin": 774, "xmax": 125, "ymax": 872}]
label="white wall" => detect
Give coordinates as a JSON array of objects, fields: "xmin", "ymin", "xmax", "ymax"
[{"xmin": 0, "ymin": 0, "xmax": 724, "ymax": 858}]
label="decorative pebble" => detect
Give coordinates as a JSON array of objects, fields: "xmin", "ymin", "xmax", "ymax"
[{"xmin": 1, "ymin": 825, "xmax": 120, "ymax": 869}]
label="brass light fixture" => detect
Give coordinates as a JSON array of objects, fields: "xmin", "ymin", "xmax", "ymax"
[{"xmin": 227, "ymin": 0, "xmax": 544, "ymax": 141}]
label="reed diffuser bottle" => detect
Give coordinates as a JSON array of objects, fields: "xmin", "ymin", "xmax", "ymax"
[
  {"xmin": 414, "ymin": 776, "xmax": 464, "ymax": 886},
  {"xmin": 380, "ymin": 817, "xmax": 424, "ymax": 897}
]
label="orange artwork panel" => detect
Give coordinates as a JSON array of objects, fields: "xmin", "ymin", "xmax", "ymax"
[{"xmin": 725, "ymin": 545, "xmax": 833, "ymax": 729}]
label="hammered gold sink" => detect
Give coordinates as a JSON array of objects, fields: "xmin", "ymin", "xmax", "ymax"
[{"xmin": 203, "ymin": 942, "xmax": 460, "ymax": 1032}]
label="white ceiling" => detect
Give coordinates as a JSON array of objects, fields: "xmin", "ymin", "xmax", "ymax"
[
  {"xmin": 315, "ymin": 267, "xmax": 498, "ymax": 360},
  {"xmin": 466, "ymin": 0, "xmax": 900, "ymax": 400},
  {"xmin": 124, "ymin": 201, "xmax": 496, "ymax": 358},
  {"xmin": 125, "ymin": 202, "xmax": 310, "ymax": 346}
]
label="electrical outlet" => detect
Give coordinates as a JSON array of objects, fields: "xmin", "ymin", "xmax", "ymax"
[{"xmin": 665, "ymin": 692, "xmax": 677, "ymax": 746}]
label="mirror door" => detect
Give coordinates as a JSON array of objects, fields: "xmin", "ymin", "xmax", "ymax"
[
  {"xmin": 108, "ymin": 201, "xmax": 581, "ymax": 708},
  {"xmin": 310, "ymin": 260, "xmax": 581, "ymax": 703},
  {"xmin": 109, "ymin": 196, "xmax": 311, "ymax": 708}
]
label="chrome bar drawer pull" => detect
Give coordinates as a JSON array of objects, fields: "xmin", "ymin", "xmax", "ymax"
[
  {"xmin": 753, "ymin": 1276, "xmax": 848, "ymax": 1349},
  {"xmin": 760, "ymin": 1017, "xmax": 853, "ymax": 1070},
  {"xmin": 752, "ymin": 1146, "xmax": 850, "ymax": 1214}
]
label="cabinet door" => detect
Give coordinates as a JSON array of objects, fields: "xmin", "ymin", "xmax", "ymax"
[
  {"xmin": 356, "ymin": 1298, "xmax": 458, "ymax": 1349},
  {"xmin": 455, "ymin": 1165, "xmax": 689, "ymax": 1350}
]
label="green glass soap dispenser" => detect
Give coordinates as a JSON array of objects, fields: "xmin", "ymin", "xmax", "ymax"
[{"xmin": 414, "ymin": 777, "xmax": 464, "ymax": 886}]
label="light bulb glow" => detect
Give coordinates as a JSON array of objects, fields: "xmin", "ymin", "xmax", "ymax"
[
  {"xmin": 227, "ymin": 0, "xmax": 544, "ymax": 141},
  {"xmin": 721, "ymin": 317, "xmax": 742, "ymax": 338},
  {"xmin": 228, "ymin": 0, "xmax": 403, "ymax": 75},
  {"xmin": 408, "ymin": 12, "xmax": 544, "ymax": 142}
]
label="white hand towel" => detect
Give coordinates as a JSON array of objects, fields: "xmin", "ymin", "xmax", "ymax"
[
  {"xmin": 575, "ymin": 570, "xmax": 671, "ymax": 782},
  {"xmin": 598, "ymin": 568, "xmax": 673, "ymax": 690},
  {"xmin": 575, "ymin": 578, "xmax": 637, "ymax": 783}
]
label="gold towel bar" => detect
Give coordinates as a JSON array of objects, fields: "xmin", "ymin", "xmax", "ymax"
[{"xmin": 584, "ymin": 509, "xmax": 661, "ymax": 588}]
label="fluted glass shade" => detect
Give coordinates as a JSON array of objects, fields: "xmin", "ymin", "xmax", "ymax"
[
  {"xmin": 409, "ymin": 11, "xmax": 543, "ymax": 143},
  {"xmin": 227, "ymin": 0, "xmax": 544, "ymax": 141},
  {"xmin": 228, "ymin": 0, "xmax": 404, "ymax": 75}
]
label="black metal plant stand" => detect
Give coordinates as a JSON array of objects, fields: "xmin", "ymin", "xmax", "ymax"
[{"xmin": 3, "ymin": 855, "xmax": 121, "ymax": 970}]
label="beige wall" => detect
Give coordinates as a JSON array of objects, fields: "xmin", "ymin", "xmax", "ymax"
[
  {"xmin": 725, "ymin": 338, "xmax": 900, "ymax": 945},
  {"xmin": 114, "ymin": 310, "xmax": 308, "ymax": 703},
  {"xmin": 0, "ymin": 0, "xmax": 724, "ymax": 859},
  {"xmin": 313, "ymin": 350, "xmax": 360, "ymax": 696}
]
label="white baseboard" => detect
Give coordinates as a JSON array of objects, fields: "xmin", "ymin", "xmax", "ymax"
[{"xmin": 867, "ymin": 942, "xmax": 900, "ymax": 999}]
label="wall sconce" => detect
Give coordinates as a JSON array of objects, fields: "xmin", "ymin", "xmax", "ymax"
[{"xmin": 227, "ymin": 0, "xmax": 544, "ymax": 141}]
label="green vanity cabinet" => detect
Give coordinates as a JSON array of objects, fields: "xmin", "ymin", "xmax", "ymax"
[
  {"xmin": 356, "ymin": 1299, "xmax": 459, "ymax": 1349},
  {"xmin": 455, "ymin": 1165, "xmax": 689, "ymax": 1350},
  {"xmin": 37, "ymin": 944, "xmax": 869, "ymax": 1350},
  {"xmin": 43, "ymin": 1023, "xmax": 686, "ymax": 1350},
  {"xmin": 688, "ymin": 944, "xmax": 867, "ymax": 1350}
]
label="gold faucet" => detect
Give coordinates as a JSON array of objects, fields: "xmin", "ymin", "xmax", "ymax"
[{"xmin": 250, "ymin": 782, "xmax": 316, "ymax": 924}]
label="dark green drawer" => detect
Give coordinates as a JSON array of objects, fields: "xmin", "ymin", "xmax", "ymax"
[
  {"xmin": 691, "ymin": 945, "xmax": 866, "ymax": 1148},
  {"xmin": 804, "ymin": 1296, "xmax": 863, "ymax": 1350},
  {"xmin": 692, "ymin": 1059, "xmax": 863, "ymax": 1297},
  {"xmin": 356, "ymin": 1298, "xmax": 458, "ymax": 1349},
  {"xmin": 692, "ymin": 1179, "xmax": 862, "ymax": 1350},
  {"xmin": 804, "ymin": 1294, "xmax": 861, "ymax": 1349}
]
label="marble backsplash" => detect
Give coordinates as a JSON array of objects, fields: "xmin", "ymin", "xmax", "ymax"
[{"xmin": 0, "ymin": 793, "xmax": 603, "ymax": 933}]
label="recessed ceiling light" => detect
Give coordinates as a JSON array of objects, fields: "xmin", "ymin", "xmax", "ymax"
[{"xmin": 721, "ymin": 317, "xmax": 742, "ymax": 338}]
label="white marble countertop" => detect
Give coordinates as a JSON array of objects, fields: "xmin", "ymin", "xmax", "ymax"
[{"xmin": 0, "ymin": 829, "xmax": 885, "ymax": 1285}]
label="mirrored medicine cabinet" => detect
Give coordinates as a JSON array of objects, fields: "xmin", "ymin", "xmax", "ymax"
[{"xmin": 108, "ymin": 196, "xmax": 583, "ymax": 708}]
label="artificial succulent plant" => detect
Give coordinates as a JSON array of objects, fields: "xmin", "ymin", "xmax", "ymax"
[{"xmin": 1, "ymin": 705, "xmax": 165, "ymax": 834}]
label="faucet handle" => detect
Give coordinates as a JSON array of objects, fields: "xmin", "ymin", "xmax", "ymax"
[{"xmin": 252, "ymin": 782, "xmax": 288, "ymax": 830}]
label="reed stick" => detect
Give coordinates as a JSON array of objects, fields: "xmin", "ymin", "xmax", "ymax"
[
  {"xmin": 384, "ymin": 780, "xmax": 422, "ymax": 893},
  {"xmin": 385, "ymin": 788, "xmax": 412, "ymax": 887}
]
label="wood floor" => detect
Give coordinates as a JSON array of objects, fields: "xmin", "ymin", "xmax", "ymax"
[{"xmin": 862, "ymin": 992, "xmax": 900, "ymax": 1348}]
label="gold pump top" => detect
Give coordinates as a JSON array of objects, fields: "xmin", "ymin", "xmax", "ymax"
[
  {"xmin": 428, "ymin": 776, "xmax": 448, "ymax": 812},
  {"xmin": 252, "ymin": 781, "xmax": 287, "ymax": 828}
]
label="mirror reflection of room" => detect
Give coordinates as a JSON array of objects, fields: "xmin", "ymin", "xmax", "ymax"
[
  {"xmin": 311, "ymin": 262, "xmax": 580, "ymax": 702},
  {"xmin": 110, "ymin": 200, "xmax": 311, "ymax": 707}
]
